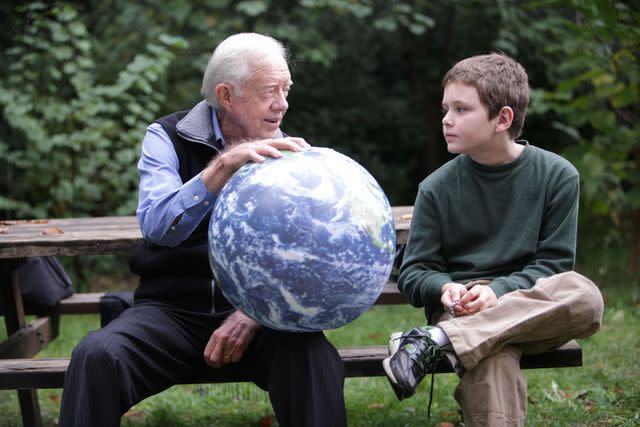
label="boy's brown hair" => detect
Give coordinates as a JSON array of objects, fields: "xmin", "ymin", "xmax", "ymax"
[{"xmin": 442, "ymin": 52, "xmax": 529, "ymax": 139}]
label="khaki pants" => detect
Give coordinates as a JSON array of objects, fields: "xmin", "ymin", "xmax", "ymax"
[{"xmin": 436, "ymin": 271, "xmax": 604, "ymax": 427}]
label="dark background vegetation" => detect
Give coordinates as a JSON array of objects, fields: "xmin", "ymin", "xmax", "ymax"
[{"xmin": 1, "ymin": 0, "xmax": 638, "ymax": 284}]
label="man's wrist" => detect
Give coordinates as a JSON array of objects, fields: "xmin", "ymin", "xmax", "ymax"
[{"xmin": 202, "ymin": 154, "xmax": 232, "ymax": 193}]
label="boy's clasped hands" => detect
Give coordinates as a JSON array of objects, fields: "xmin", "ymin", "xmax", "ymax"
[{"xmin": 441, "ymin": 280, "xmax": 498, "ymax": 316}]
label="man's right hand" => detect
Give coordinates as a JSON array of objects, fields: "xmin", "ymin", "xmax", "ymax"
[
  {"xmin": 201, "ymin": 137, "xmax": 309, "ymax": 194},
  {"xmin": 203, "ymin": 310, "xmax": 261, "ymax": 368}
]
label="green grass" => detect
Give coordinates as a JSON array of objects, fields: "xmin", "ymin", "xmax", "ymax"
[{"xmin": 1, "ymin": 290, "xmax": 639, "ymax": 427}]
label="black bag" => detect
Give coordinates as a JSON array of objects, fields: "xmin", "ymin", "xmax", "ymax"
[
  {"xmin": 99, "ymin": 291, "xmax": 134, "ymax": 327},
  {"xmin": 17, "ymin": 256, "xmax": 73, "ymax": 307}
]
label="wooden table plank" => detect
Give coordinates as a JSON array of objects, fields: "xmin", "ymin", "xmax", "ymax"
[
  {"xmin": 0, "ymin": 217, "xmax": 142, "ymax": 258},
  {"xmin": 0, "ymin": 207, "xmax": 413, "ymax": 258}
]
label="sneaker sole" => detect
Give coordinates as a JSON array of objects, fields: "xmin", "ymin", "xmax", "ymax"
[
  {"xmin": 388, "ymin": 331, "xmax": 403, "ymax": 355},
  {"xmin": 382, "ymin": 356, "xmax": 412, "ymax": 401}
]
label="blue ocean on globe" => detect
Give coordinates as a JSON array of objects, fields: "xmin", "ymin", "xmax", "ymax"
[{"xmin": 208, "ymin": 147, "xmax": 395, "ymax": 332}]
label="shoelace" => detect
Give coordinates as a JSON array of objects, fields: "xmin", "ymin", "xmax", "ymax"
[{"xmin": 394, "ymin": 331, "xmax": 440, "ymax": 419}]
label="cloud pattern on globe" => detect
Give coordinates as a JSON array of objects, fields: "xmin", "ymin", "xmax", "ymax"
[{"xmin": 208, "ymin": 147, "xmax": 395, "ymax": 332}]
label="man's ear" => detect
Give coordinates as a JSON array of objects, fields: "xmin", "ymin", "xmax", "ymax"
[
  {"xmin": 215, "ymin": 83, "xmax": 233, "ymax": 110},
  {"xmin": 495, "ymin": 106, "xmax": 514, "ymax": 134}
]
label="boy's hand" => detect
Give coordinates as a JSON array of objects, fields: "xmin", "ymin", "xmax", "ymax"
[
  {"xmin": 457, "ymin": 284, "xmax": 497, "ymax": 315},
  {"xmin": 441, "ymin": 282, "xmax": 468, "ymax": 316}
]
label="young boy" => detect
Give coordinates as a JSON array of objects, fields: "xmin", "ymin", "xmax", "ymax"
[{"xmin": 383, "ymin": 53, "xmax": 604, "ymax": 426}]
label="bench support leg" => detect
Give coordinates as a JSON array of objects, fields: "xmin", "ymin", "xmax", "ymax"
[
  {"xmin": 1, "ymin": 260, "xmax": 44, "ymax": 427},
  {"xmin": 18, "ymin": 389, "xmax": 43, "ymax": 427}
]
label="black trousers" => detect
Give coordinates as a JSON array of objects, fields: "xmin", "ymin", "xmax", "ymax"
[{"xmin": 59, "ymin": 302, "xmax": 347, "ymax": 426}]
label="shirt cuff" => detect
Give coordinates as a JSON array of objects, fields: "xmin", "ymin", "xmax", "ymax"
[{"xmin": 179, "ymin": 172, "xmax": 217, "ymax": 211}]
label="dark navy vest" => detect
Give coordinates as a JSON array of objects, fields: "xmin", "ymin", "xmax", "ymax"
[{"xmin": 129, "ymin": 109, "xmax": 232, "ymax": 312}]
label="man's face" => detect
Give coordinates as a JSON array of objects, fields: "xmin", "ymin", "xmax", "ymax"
[
  {"xmin": 441, "ymin": 81, "xmax": 499, "ymax": 158},
  {"xmin": 224, "ymin": 56, "xmax": 292, "ymax": 140}
]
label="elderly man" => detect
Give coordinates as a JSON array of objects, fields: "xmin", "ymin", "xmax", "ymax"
[{"xmin": 59, "ymin": 33, "xmax": 347, "ymax": 427}]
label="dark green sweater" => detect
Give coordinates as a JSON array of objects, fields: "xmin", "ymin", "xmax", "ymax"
[{"xmin": 397, "ymin": 142, "xmax": 580, "ymax": 321}]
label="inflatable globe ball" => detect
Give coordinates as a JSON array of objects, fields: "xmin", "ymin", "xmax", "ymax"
[{"xmin": 207, "ymin": 147, "xmax": 395, "ymax": 332}]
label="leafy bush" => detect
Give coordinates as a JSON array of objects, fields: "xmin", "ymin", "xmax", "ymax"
[{"xmin": 0, "ymin": 3, "xmax": 187, "ymax": 218}]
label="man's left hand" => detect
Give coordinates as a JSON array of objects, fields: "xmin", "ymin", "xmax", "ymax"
[{"xmin": 203, "ymin": 310, "xmax": 261, "ymax": 368}]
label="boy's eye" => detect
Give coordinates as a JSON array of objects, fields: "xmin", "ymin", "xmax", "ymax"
[{"xmin": 456, "ymin": 106, "xmax": 466, "ymax": 113}]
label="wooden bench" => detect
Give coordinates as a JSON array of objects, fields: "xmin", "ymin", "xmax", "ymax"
[
  {"xmin": 0, "ymin": 208, "xmax": 583, "ymax": 426},
  {"xmin": 2, "ymin": 283, "xmax": 583, "ymax": 385},
  {"xmin": 0, "ymin": 340, "xmax": 582, "ymax": 390}
]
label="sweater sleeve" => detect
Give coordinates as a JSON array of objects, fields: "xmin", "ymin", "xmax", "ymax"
[
  {"xmin": 489, "ymin": 170, "xmax": 579, "ymax": 297},
  {"xmin": 397, "ymin": 185, "xmax": 452, "ymax": 310}
]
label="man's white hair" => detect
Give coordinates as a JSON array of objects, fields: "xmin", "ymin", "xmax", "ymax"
[{"xmin": 201, "ymin": 33, "xmax": 289, "ymax": 108}]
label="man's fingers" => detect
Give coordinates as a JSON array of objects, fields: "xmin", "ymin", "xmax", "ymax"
[
  {"xmin": 284, "ymin": 136, "xmax": 310, "ymax": 148},
  {"xmin": 259, "ymin": 137, "xmax": 309, "ymax": 151},
  {"xmin": 204, "ymin": 334, "xmax": 223, "ymax": 368}
]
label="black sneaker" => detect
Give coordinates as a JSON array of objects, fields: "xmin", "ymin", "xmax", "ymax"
[{"xmin": 382, "ymin": 326, "xmax": 447, "ymax": 417}]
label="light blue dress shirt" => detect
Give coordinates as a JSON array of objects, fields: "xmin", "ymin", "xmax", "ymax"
[{"xmin": 136, "ymin": 109, "xmax": 223, "ymax": 247}]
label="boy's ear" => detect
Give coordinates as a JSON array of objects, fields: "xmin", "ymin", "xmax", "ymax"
[{"xmin": 495, "ymin": 106, "xmax": 514, "ymax": 134}]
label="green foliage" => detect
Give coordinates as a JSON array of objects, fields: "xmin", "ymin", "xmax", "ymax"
[
  {"xmin": 0, "ymin": 3, "xmax": 187, "ymax": 218},
  {"xmin": 1, "ymin": 0, "xmax": 637, "ymax": 258},
  {"xmin": 503, "ymin": 0, "xmax": 640, "ymax": 233}
]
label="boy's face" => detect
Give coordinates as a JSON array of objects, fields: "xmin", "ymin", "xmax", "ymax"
[{"xmin": 441, "ymin": 81, "xmax": 499, "ymax": 158}]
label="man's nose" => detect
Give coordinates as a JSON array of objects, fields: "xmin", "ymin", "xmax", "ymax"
[{"xmin": 273, "ymin": 91, "xmax": 288, "ymax": 111}]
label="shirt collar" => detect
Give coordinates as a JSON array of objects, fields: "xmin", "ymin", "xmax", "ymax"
[
  {"xmin": 211, "ymin": 108, "xmax": 225, "ymax": 146},
  {"xmin": 211, "ymin": 107, "xmax": 286, "ymax": 144}
]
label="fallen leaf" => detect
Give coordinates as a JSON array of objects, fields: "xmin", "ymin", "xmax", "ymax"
[
  {"xmin": 123, "ymin": 410, "xmax": 146, "ymax": 423},
  {"xmin": 585, "ymin": 402, "xmax": 595, "ymax": 413},
  {"xmin": 260, "ymin": 415, "xmax": 274, "ymax": 426},
  {"xmin": 0, "ymin": 219, "xmax": 49, "ymax": 225},
  {"xmin": 42, "ymin": 226, "xmax": 64, "ymax": 235},
  {"xmin": 367, "ymin": 403, "xmax": 385, "ymax": 409},
  {"xmin": 368, "ymin": 332, "xmax": 383, "ymax": 340},
  {"xmin": 49, "ymin": 394, "xmax": 61, "ymax": 403}
]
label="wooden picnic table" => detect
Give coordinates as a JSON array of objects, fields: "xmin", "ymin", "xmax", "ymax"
[{"xmin": 0, "ymin": 207, "xmax": 413, "ymax": 427}]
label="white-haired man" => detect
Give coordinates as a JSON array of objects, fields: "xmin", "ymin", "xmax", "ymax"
[{"xmin": 59, "ymin": 33, "xmax": 348, "ymax": 427}]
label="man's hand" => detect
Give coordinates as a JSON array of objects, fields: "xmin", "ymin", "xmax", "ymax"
[
  {"xmin": 203, "ymin": 310, "xmax": 261, "ymax": 368},
  {"xmin": 202, "ymin": 137, "xmax": 310, "ymax": 194}
]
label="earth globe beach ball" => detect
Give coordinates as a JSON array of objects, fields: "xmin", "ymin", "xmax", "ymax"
[{"xmin": 208, "ymin": 147, "xmax": 395, "ymax": 332}]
